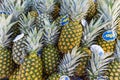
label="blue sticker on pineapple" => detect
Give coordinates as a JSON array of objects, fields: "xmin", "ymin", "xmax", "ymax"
[
  {"xmin": 0, "ymin": 11, "xmax": 10, "ymax": 15},
  {"xmin": 102, "ymin": 30, "xmax": 117, "ymax": 41},
  {"xmin": 60, "ymin": 14, "xmax": 69, "ymax": 26},
  {"xmin": 60, "ymin": 75, "xmax": 70, "ymax": 80}
]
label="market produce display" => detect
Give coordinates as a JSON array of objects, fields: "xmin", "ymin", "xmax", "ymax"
[{"xmin": 0, "ymin": 0, "xmax": 120, "ymax": 80}]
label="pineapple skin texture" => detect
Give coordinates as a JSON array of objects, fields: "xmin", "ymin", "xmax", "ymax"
[
  {"xmin": 58, "ymin": 21, "xmax": 83, "ymax": 53},
  {"xmin": 48, "ymin": 73, "xmax": 62, "ymax": 80},
  {"xmin": 12, "ymin": 37, "xmax": 26, "ymax": 65},
  {"xmin": 108, "ymin": 60, "xmax": 120, "ymax": 80},
  {"xmin": 117, "ymin": 18, "xmax": 120, "ymax": 40},
  {"xmin": 86, "ymin": 0, "xmax": 97, "ymax": 20},
  {"xmin": 9, "ymin": 66, "xmax": 20, "ymax": 80},
  {"xmin": 0, "ymin": 47, "xmax": 15, "ymax": 79},
  {"xmin": 19, "ymin": 52, "xmax": 43, "ymax": 80},
  {"xmin": 97, "ymin": 34, "xmax": 116, "ymax": 53},
  {"xmin": 42, "ymin": 44, "xmax": 60, "ymax": 75}
]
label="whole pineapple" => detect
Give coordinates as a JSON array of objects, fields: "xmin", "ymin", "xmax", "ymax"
[
  {"xmin": 12, "ymin": 13, "xmax": 35, "ymax": 65},
  {"xmin": 58, "ymin": 0, "xmax": 90, "ymax": 53},
  {"xmin": 19, "ymin": 28, "xmax": 43, "ymax": 80},
  {"xmin": 87, "ymin": 45, "xmax": 114, "ymax": 80},
  {"xmin": 0, "ymin": 14, "xmax": 16, "ymax": 79},
  {"xmin": 42, "ymin": 19, "xmax": 60, "ymax": 76},
  {"xmin": 107, "ymin": 39, "xmax": 120, "ymax": 80},
  {"xmin": 97, "ymin": 0, "xmax": 120, "ymax": 53},
  {"xmin": 48, "ymin": 46, "xmax": 88, "ymax": 80},
  {"xmin": 75, "ymin": 16, "xmax": 110, "ymax": 77}
]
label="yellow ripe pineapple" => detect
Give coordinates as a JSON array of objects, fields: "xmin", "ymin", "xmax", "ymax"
[
  {"xmin": 107, "ymin": 39, "xmax": 120, "ymax": 80},
  {"xmin": 0, "ymin": 14, "xmax": 16, "ymax": 79},
  {"xmin": 19, "ymin": 28, "xmax": 43, "ymax": 80},
  {"xmin": 42, "ymin": 19, "xmax": 60, "ymax": 76},
  {"xmin": 97, "ymin": 0, "xmax": 120, "ymax": 53},
  {"xmin": 87, "ymin": 45, "xmax": 114, "ymax": 80},
  {"xmin": 75, "ymin": 16, "xmax": 110, "ymax": 77},
  {"xmin": 58, "ymin": 0, "xmax": 90, "ymax": 53},
  {"xmin": 48, "ymin": 46, "xmax": 88, "ymax": 80}
]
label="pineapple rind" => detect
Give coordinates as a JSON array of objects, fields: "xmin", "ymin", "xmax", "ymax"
[
  {"xmin": 19, "ymin": 52, "xmax": 43, "ymax": 80},
  {"xmin": 58, "ymin": 21, "xmax": 83, "ymax": 53},
  {"xmin": 42, "ymin": 44, "xmax": 60, "ymax": 75},
  {"xmin": 9, "ymin": 66, "xmax": 20, "ymax": 80},
  {"xmin": 0, "ymin": 46, "xmax": 15, "ymax": 79},
  {"xmin": 12, "ymin": 36, "xmax": 26, "ymax": 65}
]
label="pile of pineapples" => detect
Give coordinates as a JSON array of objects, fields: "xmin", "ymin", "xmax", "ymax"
[{"xmin": 0, "ymin": 0, "xmax": 120, "ymax": 80}]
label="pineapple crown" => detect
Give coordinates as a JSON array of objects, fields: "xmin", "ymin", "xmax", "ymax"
[
  {"xmin": 58, "ymin": 46, "xmax": 88, "ymax": 76},
  {"xmin": 82, "ymin": 16, "xmax": 110, "ymax": 48},
  {"xmin": 0, "ymin": 14, "xmax": 16, "ymax": 48},
  {"xmin": 43, "ymin": 18, "xmax": 60, "ymax": 45},
  {"xmin": 0, "ymin": 0, "xmax": 28, "ymax": 19},
  {"xmin": 19, "ymin": 13, "xmax": 35, "ymax": 34},
  {"xmin": 34, "ymin": 0, "xmax": 55, "ymax": 14},
  {"xmin": 60, "ymin": 0, "xmax": 90, "ymax": 21},
  {"xmin": 115, "ymin": 39, "xmax": 120, "ymax": 62},
  {"xmin": 98, "ymin": 0, "xmax": 120, "ymax": 30},
  {"xmin": 24, "ymin": 28, "xmax": 43, "ymax": 53},
  {"xmin": 87, "ymin": 45, "xmax": 114, "ymax": 80}
]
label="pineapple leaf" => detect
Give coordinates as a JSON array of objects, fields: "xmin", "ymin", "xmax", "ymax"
[
  {"xmin": 19, "ymin": 13, "xmax": 35, "ymax": 34},
  {"xmin": 0, "ymin": 14, "xmax": 16, "ymax": 47},
  {"xmin": 87, "ymin": 45, "xmax": 114, "ymax": 80},
  {"xmin": 82, "ymin": 16, "xmax": 110, "ymax": 47},
  {"xmin": 43, "ymin": 18, "xmax": 60, "ymax": 45},
  {"xmin": 34, "ymin": 0, "xmax": 55, "ymax": 14},
  {"xmin": 98, "ymin": 0, "xmax": 120, "ymax": 30},
  {"xmin": 60, "ymin": 0, "xmax": 90, "ymax": 21},
  {"xmin": 24, "ymin": 28, "xmax": 43, "ymax": 52},
  {"xmin": 0, "ymin": 0, "xmax": 28, "ymax": 19},
  {"xmin": 58, "ymin": 46, "xmax": 88, "ymax": 76}
]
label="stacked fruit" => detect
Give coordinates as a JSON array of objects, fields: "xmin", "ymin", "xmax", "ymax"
[{"xmin": 0, "ymin": 0, "xmax": 120, "ymax": 80}]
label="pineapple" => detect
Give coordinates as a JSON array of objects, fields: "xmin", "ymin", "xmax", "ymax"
[
  {"xmin": 0, "ymin": 0, "xmax": 29, "ymax": 41},
  {"xmin": 86, "ymin": 0, "xmax": 97, "ymax": 21},
  {"xmin": 19, "ymin": 28, "xmax": 43, "ymax": 80},
  {"xmin": 97, "ymin": 0, "xmax": 120, "ymax": 53},
  {"xmin": 0, "ymin": 14, "xmax": 16, "ymax": 79},
  {"xmin": 58, "ymin": 0, "xmax": 89, "ymax": 53},
  {"xmin": 12, "ymin": 13, "xmax": 35, "ymax": 65},
  {"xmin": 107, "ymin": 39, "xmax": 120, "ymax": 80},
  {"xmin": 33, "ymin": 0, "xmax": 55, "ymax": 28},
  {"xmin": 9, "ymin": 65, "xmax": 20, "ymax": 80},
  {"xmin": 48, "ymin": 46, "xmax": 88, "ymax": 80},
  {"xmin": 41, "ymin": 19, "xmax": 60, "ymax": 75},
  {"xmin": 75, "ymin": 16, "xmax": 110, "ymax": 77},
  {"xmin": 87, "ymin": 45, "xmax": 114, "ymax": 80}
]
